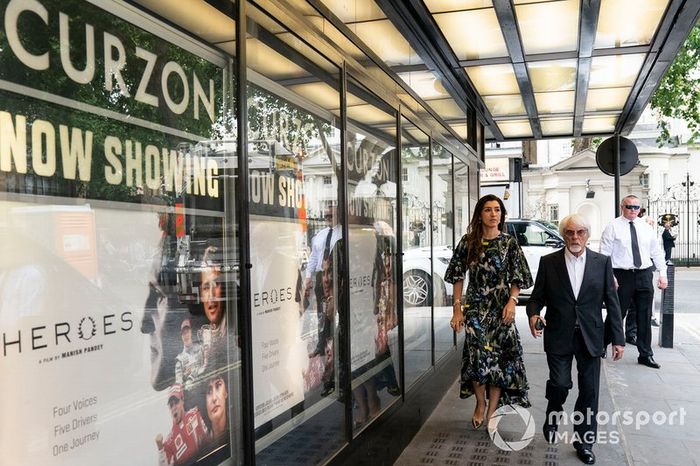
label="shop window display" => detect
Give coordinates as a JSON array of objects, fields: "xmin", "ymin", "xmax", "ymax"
[{"xmin": 0, "ymin": 1, "xmax": 240, "ymax": 465}]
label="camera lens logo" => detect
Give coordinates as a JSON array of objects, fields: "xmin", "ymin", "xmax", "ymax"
[{"xmin": 487, "ymin": 405, "xmax": 536, "ymax": 451}]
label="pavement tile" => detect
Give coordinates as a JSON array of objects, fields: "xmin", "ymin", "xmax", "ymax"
[
  {"xmin": 644, "ymin": 361, "xmax": 700, "ymax": 375},
  {"xmin": 625, "ymin": 433, "xmax": 695, "ymax": 465},
  {"xmin": 681, "ymin": 439, "xmax": 700, "ymax": 465},
  {"xmin": 657, "ymin": 373, "xmax": 700, "ymax": 386}
]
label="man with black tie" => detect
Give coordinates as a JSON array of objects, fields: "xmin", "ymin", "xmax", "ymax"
[
  {"xmin": 304, "ymin": 205, "xmax": 341, "ymax": 396},
  {"xmin": 600, "ymin": 194, "xmax": 667, "ymax": 369},
  {"xmin": 527, "ymin": 214, "xmax": 625, "ymax": 465}
]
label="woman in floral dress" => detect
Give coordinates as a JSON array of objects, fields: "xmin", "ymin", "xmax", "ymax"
[{"xmin": 444, "ymin": 194, "xmax": 533, "ymax": 429}]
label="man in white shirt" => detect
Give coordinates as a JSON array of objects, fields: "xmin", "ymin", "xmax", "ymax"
[
  {"xmin": 304, "ymin": 205, "xmax": 341, "ymax": 360},
  {"xmin": 600, "ymin": 195, "xmax": 667, "ymax": 369}
]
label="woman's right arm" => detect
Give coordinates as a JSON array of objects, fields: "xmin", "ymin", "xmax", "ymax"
[{"xmin": 450, "ymin": 280, "xmax": 464, "ymax": 331}]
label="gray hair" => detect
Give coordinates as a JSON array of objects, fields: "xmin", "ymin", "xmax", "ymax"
[
  {"xmin": 621, "ymin": 194, "xmax": 640, "ymax": 205},
  {"xmin": 559, "ymin": 214, "xmax": 591, "ymax": 237}
]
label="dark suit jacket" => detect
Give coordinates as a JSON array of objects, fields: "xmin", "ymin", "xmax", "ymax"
[
  {"xmin": 662, "ymin": 229, "xmax": 675, "ymax": 248},
  {"xmin": 526, "ymin": 248, "xmax": 624, "ymax": 357}
]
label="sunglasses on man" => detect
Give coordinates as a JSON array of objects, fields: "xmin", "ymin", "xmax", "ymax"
[{"xmin": 623, "ymin": 205, "xmax": 640, "ymax": 210}]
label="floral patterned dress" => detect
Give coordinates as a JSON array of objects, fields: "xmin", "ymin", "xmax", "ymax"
[{"xmin": 444, "ymin": 232, "xmax": 533, "ymax": 408}]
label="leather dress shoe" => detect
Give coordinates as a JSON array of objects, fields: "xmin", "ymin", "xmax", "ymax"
[
  {"xmin": 638, "ymin": 356, "xmax": 661, "ymax": 369},
  {"xmin": 574, "ymin": 443, "xmax": 596, "ymax": 464},
  {"xmin": 626, "ymin": 335, "xmax": 637, "ymax": 346},
  {"xmin": 542, "ymin": 421, "xmax": 557, "ymax": 444}
]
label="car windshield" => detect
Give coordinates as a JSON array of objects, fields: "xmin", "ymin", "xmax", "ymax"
[{"xmin": 509, "ymin": 220, "xmax": 562, "ymax": 247}]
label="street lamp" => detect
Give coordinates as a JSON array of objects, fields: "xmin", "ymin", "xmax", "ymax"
[
  {"xmin": 585, "ymin": 179, "xmax": 595, "ymax": 198},
  {"xmin": 681, "ymin": 172, "xmax": 695, "ymax": 267}
]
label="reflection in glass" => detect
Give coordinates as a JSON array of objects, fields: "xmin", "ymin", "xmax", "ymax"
[
  {"xmin": 346, "ymin": 78, "xmax": 400, "ymax": 435},
  {"xmin": 401, "ymin": 117, "xmax": 432, "ymax": 388},
  {"xmin": 0, "ymin": 0, "xmax": 239, "ymax": 464},
  {"xmin": 455, "ymin": 161, "xmax": 470, "ymax": 238},
  {"xmin": 246, "ymin": 4, "xmax": 345, "ymax": 465},
  {"xmin": 433, "ymin": 143, "xmax": 454, "ymax": 360}
]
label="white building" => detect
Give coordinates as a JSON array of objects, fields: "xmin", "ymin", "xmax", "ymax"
[{"xmin": 486, "ymin": 107, "xmax": 700, "ymax": 249}]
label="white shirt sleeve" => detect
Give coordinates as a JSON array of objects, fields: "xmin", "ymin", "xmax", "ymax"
[
  {"xmin": 306, "ymin": 228, "xmax": 326, "ymax": 278},
  {"xmin": 649, "ymin": 228, "xmax": 667, "ymax": 279},
  {"xmin": 599, "ymin": 221, "xmax": 615, "ymax": 257}
]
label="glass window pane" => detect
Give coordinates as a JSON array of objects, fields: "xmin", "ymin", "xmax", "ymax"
[
  {"xmin": 424, "ymin": 0, "xmax": 493, "ymax": 12},
  {"xmin": 589, "ymin": 54, "xmax": 646, "ymax": 89},
  {"xmin": 582, "ymin": 115, "xmax": 619, "ymax": 133},
  {"xmin": 319, "ymin": 0, "xmax": 387, "ymax": 22},
  {"xmin": 497, "ymin": 120, "xmax": 533, "ymax": 138},
  {"xmin": 434, "ymin": 9, "xmax": 508, "ymax": 60},
  {"xmin": 427, "ymin": 98, "xmax": 468, "ymax": 121},
  {"xmin": 347, "ymin": 79, "xmax": 400, "ymax": 435},
  {"xmin": 0, "ymin": 1, "xmax": 240, "ymax": 464},
  {"xmin": 516, "ymin": 0, "xmax": 580, "ymax": 55},
  {"xmin": 135, "ymin": 0, "xmax": 237, "ymax": 50},
  {"xmin": 483, "ymin": 95, "xmax": 527, "ymax": 117},
  {"xmin": 398, "ymin": 71, "xmax": 451, "ymax": 100},
  {"xmin": 401, "ymin": 117, "xmax": 433, "ymax": 388},
  {"xmin": 541, "ymin": 118, "xmax": 573, "ymax": 136},
  {"xmin": 534, "ymin": 91, "xmax": 576, "ymax": 114},
  {"xmin": 527, "ymin": 59, "xmax": 578, "ymax": 92},
  {"xmin": 246, "ymin": 4, "xmax": 346, "ymax": 464},
  {"xmin": 354, "ymin": 20, "xmax": 423, "ymax": 66},
  {"xmin": 585, "ymin": 87, "xmax": 632, "ymax": 112},
  {"xmin": 465, "ymin": 64, "xmax": 520, "ymax": 96},
  {"xmin": 594, "ymin": 0, "xmax": 668, "ymax": 49},
  {"xmin": 433, "ymin": 144, "xmax": 454, "ymax": 360}
]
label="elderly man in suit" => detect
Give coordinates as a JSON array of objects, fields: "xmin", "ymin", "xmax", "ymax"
[{"xmin": 527, "ymin": 214, "xmax": 625, "ymax": 465}]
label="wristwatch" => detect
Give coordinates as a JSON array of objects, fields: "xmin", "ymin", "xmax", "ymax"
[{"xmin": 509, "ymin": 295, "xmax": 519, "ymax": 304}]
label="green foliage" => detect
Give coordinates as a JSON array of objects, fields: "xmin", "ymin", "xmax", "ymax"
[
  {"xmin": 570, "ymin": 137, "xmax": 602, "ymax": 154},
  {"xmin": 650, "ymin": 23, "xmax": 700, "ymax": 146}
]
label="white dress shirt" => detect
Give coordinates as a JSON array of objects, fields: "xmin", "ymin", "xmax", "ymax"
[
  {"xmin": 564, "ymin": 247, "xmax": 586, "ymax": 299},
  {"xmin": 306, "ymin": 225, "xmax": 342, "ymax": 278},
  {"xmin": 599, "ymin": 216, "xmax": 667, "ymax": 279}
]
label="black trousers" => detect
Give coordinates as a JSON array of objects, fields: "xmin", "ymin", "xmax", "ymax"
[
  {"xmin": 614, "ymin": 268, "xmax": 654, "ymax": 358},
  {"xmin": 313, "ymin": 271, "xmax": 331, "ymax": 351},
  {"xmin": 625, "ymin": 304, "xmax": 637, "ymax": 339},
  {"xmin": 546, "ymin": 328, "xmax": 601, "ymax": 448}
]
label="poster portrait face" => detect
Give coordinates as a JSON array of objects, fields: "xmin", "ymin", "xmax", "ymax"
[
  {"xmin": 169, "ymin": 396, "xmax": 185, "ymax": 425},
  {"xmin": 141, "ymin": 240, "xmax": 187, "ymax": 391},
  {"xmin": 206, "ymin": 376, "xmax": 229, "ymax": 437},
  {"xmin": 182, "ymin": 324, "xmax": 193, "ymax": 347},
  {"xmin": 201, "ymin": 264, "xmax": 223, "ymax": 327}
]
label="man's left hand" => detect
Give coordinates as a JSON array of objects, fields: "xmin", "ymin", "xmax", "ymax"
[
  {"xmin": 612, "ymin": 344, "xmax": 624, "ymax": 361},
  {"xmin": 658, "ymin": 276, "xmax": 668, "ymax": 290}
]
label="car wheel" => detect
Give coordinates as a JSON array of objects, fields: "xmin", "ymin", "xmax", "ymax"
[{"xmin": 403, "ymin": 270, "xmax": 431, "ymax": 307}]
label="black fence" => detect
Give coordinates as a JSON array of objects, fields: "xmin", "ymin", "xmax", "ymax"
[{"xmin": 648, "ymin": 198, "xmax": 700, "ymax": 266}]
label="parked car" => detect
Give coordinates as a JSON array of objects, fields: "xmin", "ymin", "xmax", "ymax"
[
  {"xmin": 402, "ymin": 245, "xmax": 453, "ymax": 307},
  {"xmin": 402, "ymin": 219, "xmax": 564, "ymax": 307},
  {"xmin": 505, "ymin": 219, "xmax": 565, "ymax": 298}
]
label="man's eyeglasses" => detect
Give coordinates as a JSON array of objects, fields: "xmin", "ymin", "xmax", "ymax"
[
  {"xmin": 564, "ymin": 229, "xmax": 588, "ymax": 238},
  {"xmin": 623, "ymin": 205, "xmax": 641, "ymax": 210},
  {"xmin": 324, "ymin": 214, "xmax": 333, "ymax": 219}
]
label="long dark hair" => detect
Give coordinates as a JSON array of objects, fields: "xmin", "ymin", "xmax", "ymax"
[{"xmin": 465, "ymin": 194, "xmax": 507, "ymax": 267}]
